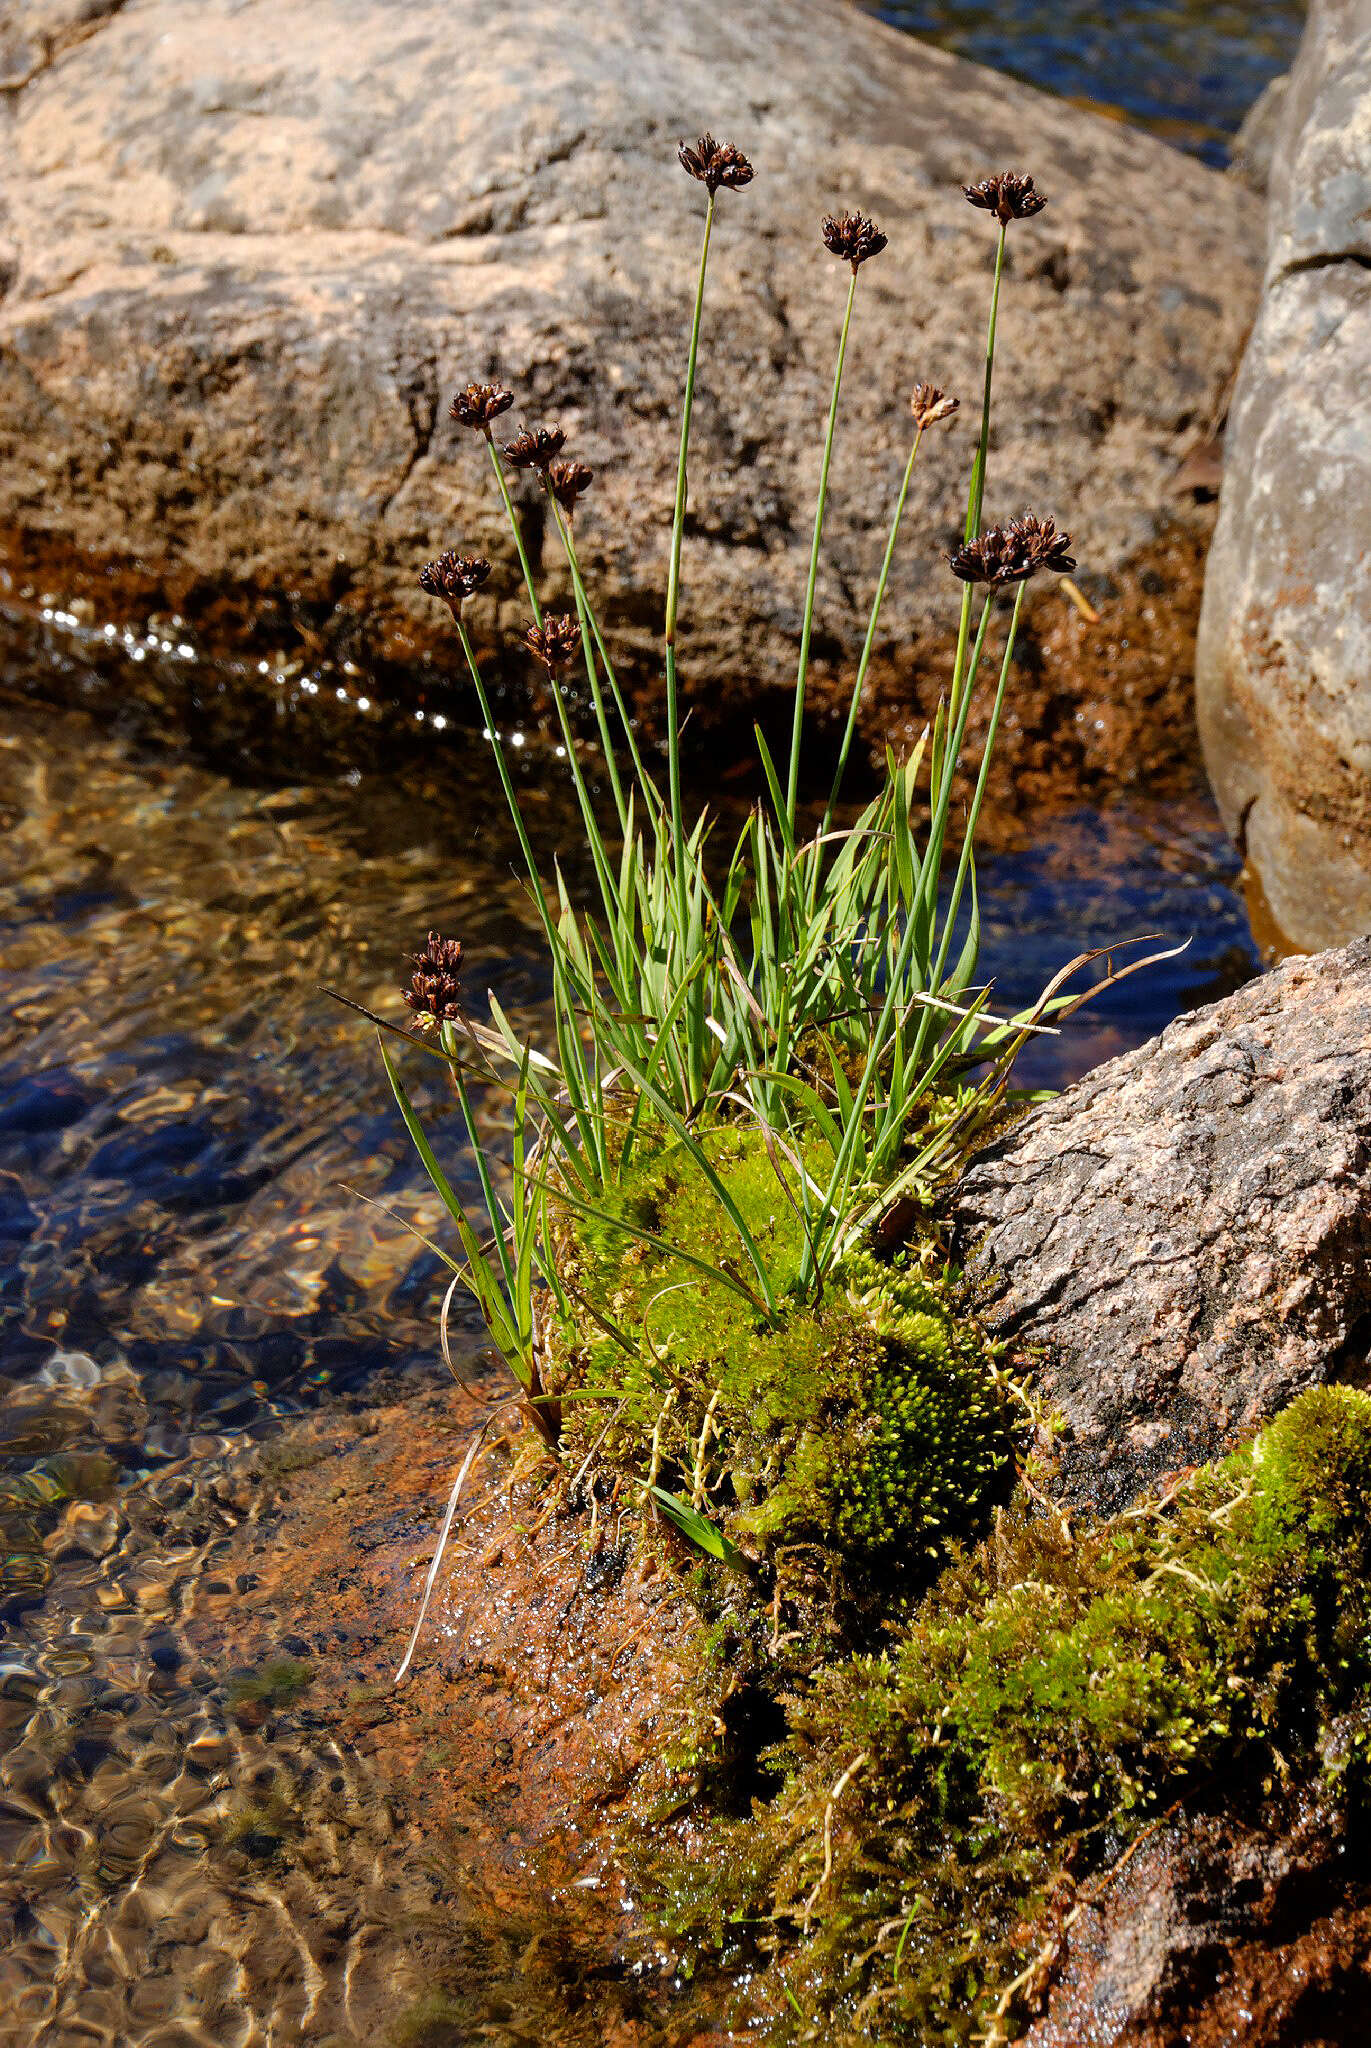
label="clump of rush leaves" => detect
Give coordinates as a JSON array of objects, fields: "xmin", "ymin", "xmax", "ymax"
[
  {"xmin": 346, "ymin": 142, "xmax": 1102, "ymax": 1577},
  {"xmin": 338, "ymin": 146, "xmax": 1368, "ymax": 2048},
  {"xmin": 638, "ymin": 1387, "xmax": 1371, "ymax": 2046}
]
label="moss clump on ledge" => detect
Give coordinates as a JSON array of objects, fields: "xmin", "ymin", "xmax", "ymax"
[
  {"xmin": 641, "ymin": 1386, "xmax": 1371, "ymax": 2044},
  {"xmin": 544, "ymin": 1118, "xmax": 1021, "ymax": 1589}
]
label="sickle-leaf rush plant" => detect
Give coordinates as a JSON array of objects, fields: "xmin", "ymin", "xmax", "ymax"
[{"xmin": 348, "ymin": 142, "xmax": 1138, "ymax": 1573}]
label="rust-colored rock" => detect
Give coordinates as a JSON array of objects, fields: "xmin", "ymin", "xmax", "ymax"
[
  {"xmin": 190, "ymin": 1381, "xmax": 733, "ymax": 2043},
  {"xmin": 1022, "ymin": 1795, "xmax": 1371, "ymax": 2048}
]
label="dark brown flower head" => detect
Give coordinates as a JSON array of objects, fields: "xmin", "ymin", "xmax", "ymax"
[
  {"xmin": 503, "ymin": 424, "xmax": 567, "ymax": 471},
  {"xmin": 910, "ymin": 383, "xmax": 959, "ymax": 430},
  {"xmin": 678, "ymin": 133, "xmax": 754, "ymax": 195},
  {"xmin": 822, "ymin": 211, "xmax": 888, "ymax": 270},
  {"xmin": 522, "ymin": 613, "xmax": 582, "ymax": 673},
  {"xmin": 1007, "ymin": 511, "xmax": 1075, "ymax": 577},
  {"xmin": 962, "ymin": 171, "xmax": 1047, "ymax": 225},
  {"xmin": 449, "ymin": 382, "xmax": 515, "ymax": 429},
  {"xmin": 948, "ymin": 511, "xmax": 1075, "ymax": 586},
  {"xmin": 546, "ymin": 458, "xmax": 594, "ymax": 516},
  {"xmin": 404, "ymin": 931, "xmax": 465, "ymax": 1030},
  {"xmin": 418, "ymin": 552, "xmax": 492, "ymax": 618}
]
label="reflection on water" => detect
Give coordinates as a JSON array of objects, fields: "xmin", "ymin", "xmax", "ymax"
[
  {"xmin": 0, "ymin": 698, "xmax": 550, "ymax": 2045},
  {"xmin": 978, "ymin": 799, "xmax": 1259, "ymax": 1090},
  {"xmin": 0, "ymin": 688, "xmax": 1256, "ymax": 2040},
  {"xmin": 864, "ymin": 0, "xmax": 1304, "ymax": 164}
]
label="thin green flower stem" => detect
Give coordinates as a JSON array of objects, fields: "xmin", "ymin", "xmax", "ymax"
[
  {"xmin": 665, "ymin": 191, "xmax": 717, "ymax": 895},
  {"xmin": 484, "ymin": 430, "xmax": 543, "ymax": 628},
  {"xmin": 967, "ymin": 222, "xmax": 1007, "ymax": 545},
  {"xmin": 541, "ymin": 491, "xmax": 628, "ymax": 831},
  {"xmin": 942, "ymin": 221, "xmax": 1008, "ymax": 761},
  {"xmin": 930, "ymin": 580, "xmax": 1027, "ymax": 989},
  {"xmin": 441, "ymin": 1022, "xmax": 516, "ymax": 1299},
  {"xmin": 455, "ymin": 618, "xmax": 555, "ymax": 939},
  {"xmin": 922, "ymin": 591, "xmax": 997, "ymax": 893},
  {"xmin": 546, "ymin": 491, "xmax": 659, "ymax": 818},
  {"xmin": 458, "ymin": 615, "xmax": 619, "ymax": 955},
  {"xmin": 786, "ymin": 262, "xmax": 859, "ymax": 831},
  {"xmin": 528, "ymin": 645, "xmax": 626, "ymax": 933},
  {"xmin": 818, "ymin": 421, "xmax": 925, "ymax": 848}
]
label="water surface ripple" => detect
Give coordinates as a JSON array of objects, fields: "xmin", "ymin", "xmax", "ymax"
[{"xmin": 0, "ymin": 689, "xmax": 1257, "ymax": 2041}]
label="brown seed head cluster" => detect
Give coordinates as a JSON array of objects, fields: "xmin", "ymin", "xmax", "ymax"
[
  {"xmin": 822, "ymin": 211, "xmax": 888, "ymax": 270},
  {"xmin": 910, "ymin": 383, "xmax": 959, "ymax": 430},
  {"xmin": 522, "ymin": 613, "xmax": 582, "ymax": 673},
  {"xmin": 418, "ymin": 552, "xmax": 492, "ymax": 618},
  {"xmin": 547, "ymin": 458, "xmax": 594, "ymax": 516},
  {"xmin": 948, "ymin": 512, "xmax": 1075, "ymax": 587},
  {"xmin": 678, "ymin": 133, "xmax": 755, "ymax": 195},
  {"xmin": 404, "ymin": 932, "xmax": 465, "ymax": 1030},
  {"xmin": 962, "ymin": 171, "xmax": 1047, "ymax": 225},
  {"xmin": 449, "ymin": 382, "xmax": 515, "ymax": 429},
  {"xmin": 504, "ymin": 424, "xmax": 567, "ymax": 471}
]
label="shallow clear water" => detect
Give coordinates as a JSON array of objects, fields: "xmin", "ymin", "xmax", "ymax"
[
  {"xmin": 0, "ymin": 672, "xmax": 1260, "ymax": 2039},
  {"xmin": 0, "ymin": 694, "xmax": 545, "ymax": 2044},
  {"xmin": 864, "ymin": 0, "xmax": 1305, "ymax": 165}
]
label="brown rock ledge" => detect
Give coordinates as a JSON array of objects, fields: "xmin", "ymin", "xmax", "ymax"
[{"xmin": 188, "ymin": 1382, "xmax": 733, "ymax": 2045}]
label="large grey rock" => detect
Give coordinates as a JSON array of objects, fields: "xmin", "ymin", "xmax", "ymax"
[
  {"xmin": 0, "ymin": 0, "xmax": 1261, "ymax": 728},
  {"xmin": 1197, "ymin": 0, "xmax": 1371, "ymax": 952},
  {"xmin": 956, "ymin": 939, "xmax": 1371, "ymax": 1514}
]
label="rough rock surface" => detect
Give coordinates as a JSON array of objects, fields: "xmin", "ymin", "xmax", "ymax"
[
  {"xmin": 0, "ymin": 0, "xmax": 1260, "ymax": 756},
  {"xmin": 956, "ymin": 937, "xmax": 1371, "ymax": 1515},
  {"xmin": 1023, "ymin": 1794, "xmax": 1371, "ymax": 2047},
  {"xmin": 1197, "ymin": 0, "xmax": 1371, "ymax": 952}
]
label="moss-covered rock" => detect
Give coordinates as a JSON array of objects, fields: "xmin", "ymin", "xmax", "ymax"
[
  {"xmin": 641, "ymin": 1387, "xmax": 1371, "ymax": 2044},
  {"xmin": 544, "ymin": 1119, "xmax": 1020, "ymax": 1587}
]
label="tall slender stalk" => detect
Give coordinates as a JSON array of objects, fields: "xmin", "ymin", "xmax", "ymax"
[
  {"xmin": 820, "ymin": 422, "xmax": 925, "ymax": 841},
  {"xmin": 947, "ymin": 222, "xmax": 1008, "ymax": 732},
  {"xmin": 484, "ymin": 429, "xmax": 543, "ymax": 628},
  {"xmin": 547, "ymin": 492, "xmax": 658, "ymax": 816},
  {"xmin": 786, "ymin": 265, "xmax": 859, "ymax": 831},
  {"xmin": 967, "ymin": 223, "xmax": 1007, "ymax": 546},
  {"xmin": 544, "ymin": 495, "xmax": 628, "ymax": 831},
  {"xmin": 665, "ymin": 191, "xmax": 717, "ymax": 888},
  {"xmin": 931, "ymin": 579, "xmax": 1027, "ymax": 988},
  {"xmin": 455, "ymin": 617, "xmax": 548, "ymax": 917}
]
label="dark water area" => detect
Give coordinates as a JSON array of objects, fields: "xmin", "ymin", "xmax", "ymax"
[{"xmin": 864, "ymin": 0, "xmax": 1305, "ymax": 165}]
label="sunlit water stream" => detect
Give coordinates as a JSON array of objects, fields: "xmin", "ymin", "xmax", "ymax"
[
  {"xmin": 862, "ymin": 0, "xmax": 1304, "ymax": 165},
  {"xmin": 0, "ymin": 4, "xmax": 1296, "ymax": 2036},
  {"xmin": 0, "ymin": 676, "xmax": 1257, "ymax": 2041}
]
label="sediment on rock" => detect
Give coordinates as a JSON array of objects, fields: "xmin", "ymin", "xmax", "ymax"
[
  {"xmin": 0, "ymin": 511, "xmax": 1220, "ymax": 830},
  {"xmin": 190, "ymin": 1381, "xmax": 737, "ymax": 2044}
]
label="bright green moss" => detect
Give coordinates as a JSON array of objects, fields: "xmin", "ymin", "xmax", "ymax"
[
  {"xmin": 546, "ymin": 1120, "xmax": 1019, "ymax": 1581},
  {"xmin": 642, "ymin": 1387, "xmax": 1371, "ymax": 2045}
]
